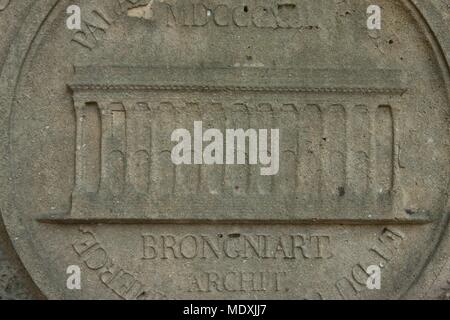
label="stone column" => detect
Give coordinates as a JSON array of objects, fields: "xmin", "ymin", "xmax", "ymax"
[
  {"xmin": 73, "ymin": 100, "xmax": 101, "ymax": 195},
  {"xmin": 98, "ymin": 101, "xmax": 127, "ymax": 197}
]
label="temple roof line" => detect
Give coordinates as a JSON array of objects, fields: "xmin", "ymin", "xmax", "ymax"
[{"xmin": 69, "ymin": 66, "xmax": 408, "ymax": 95}]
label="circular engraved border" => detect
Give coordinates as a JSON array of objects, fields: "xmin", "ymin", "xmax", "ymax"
[{"xmin": 0, "ymin": 0, "xmax": 448, "ymax": 299}]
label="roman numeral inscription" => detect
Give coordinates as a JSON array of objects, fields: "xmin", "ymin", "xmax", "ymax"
[{"xmin": 38, "ymin": 66, "xmax": 430, "ymax": 224}]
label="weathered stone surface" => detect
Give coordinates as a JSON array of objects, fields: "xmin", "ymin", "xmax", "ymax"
[
  {"xmin": 0, "ymin": 0, "xmax": 44, "ymax": 300},
  {"xmin": 0, "ymin": 0, "xmax": 448, "ymax": 299},
  {"xmin": 0, "ymin": 222, "xmax": 42, "ymax": 300}
]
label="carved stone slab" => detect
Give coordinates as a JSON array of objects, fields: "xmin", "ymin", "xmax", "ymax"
[
  {"xmin": 0, "ymin": 0, "xmax": 448, "ymax": 299},
  {"xmin": 0, "ymin": 0, "xmax": 45, "ymax": 300}
]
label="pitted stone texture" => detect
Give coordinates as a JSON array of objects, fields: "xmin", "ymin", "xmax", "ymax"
[
  {"xmin": 0, "ymin": 0, "xmax": 43, "ymax": 301},
  {"xmin": 0, "ymin": 0, "xmax": 448, "ymax": 300},
  {"xmin": 0, "ymin": 223, "xmax": 41, "ymax": 300}
]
